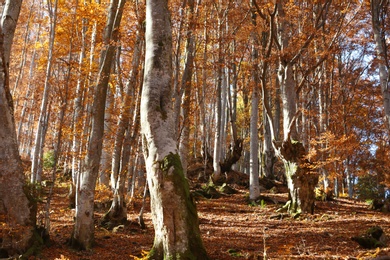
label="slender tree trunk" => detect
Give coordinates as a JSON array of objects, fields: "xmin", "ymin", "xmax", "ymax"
[
  {"xmin": 179, "ymin": 0, "xmax": 196, "ymax": 177},
  {"xmin": 212, "ymin": 44, "xmax": 223, "ymax": 179},
  {"xmin": 71, "ymin": 0, "xmax": 126, "ymax": 250},
  {"xmin": 141, "ymin": 0, "xmax": 208, "ymax": 258},
  {"xmin": 104, "ymin": 34, "xmax": 143, "ymax": 225},
  {"xmin": 249, "ymin": 4, "xmax": 260, "ymax": 200},
  {"xmin": 71, "ymin": 0, "xmax": 96, "ymax": 207},
  {"xmin": 18, "ymin": 18, "xmax": 41, "ymax": 155},
  {"xmin": 11, "ymin": 0, "xmax": 34, "ymax": 96},
  {"xmin": 172, "ymin": 0, "xmax": 186, "ymax": 131},
  {"xmin": 31, "ymin": 0, "xmax": 58, "ymax": 183},
  {"xmin": 249, "ymin": 84, "xmax": 260, "ymax": 200},
  {"xmin": 100, "ymin": 85, "xmax": 113, "ymax": 186},
  {"xmin": 111, "ymin": 29, "xmax": 143, "ymax": 189},
  {"xmin": 371, "ymin": 0, "xmax": 390, "ymax": 132}
]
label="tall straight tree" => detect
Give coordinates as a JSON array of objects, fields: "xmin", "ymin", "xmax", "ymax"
[
  {"xmin": 71, "ymin": 0, "xmax": 126, "ymax": 250},
  {"xmin": 140, "ymin": 0, "xmax": 209, "ymax": 258},
  {"xmin": 370, "ymin": 0, "xmax": 390, "ymax": 132},
  {"xmin": 178, "ymin": 0, "xmax": 196, "ymax": 176},
  {"xmin": 249, "ymin": 0, "xmax": 260, "ymax": 201},
  {"xmin": 0, "ymin": 0, "xmax": 35, "ymax": 256},
  {"xmin": 31, "ymin": 0, "xmax": 58, "ymax": 183}
]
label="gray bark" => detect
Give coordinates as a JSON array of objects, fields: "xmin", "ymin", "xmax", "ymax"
[
  {"xmin": 141, "ymin": 0, "xmax": 208, "ymax": 258},
  {"xmin": 371, "ymin": 0, "xmax": 390, "ymax": 131},
  {"xmin": 105, "ymin": 30, "xmax": 143, "ymax": 225},
  {"xmin": 71, "ymin": 0, "xmax": 126, "ymax": 250},
  {"xmin": 0, "ymin": 0, "xmax": 35, "ymax": 255},
  {"xmin": 178, "ymin": 0, "xmax": 196, "ymax": 177},
  {"xmin": 249, "ymin": 5, "xmax": 260, "ymax": 200},
  {"xmin": 31, "ymin": 0, "xmax": 58, "ymax": 183},
  {"xmin": 111, "ymin": 30, "xmax": 143, "ymax": 188},
  {"xmin": 272, "ymin": 0, "xmax": 324, "ymax": 214}
]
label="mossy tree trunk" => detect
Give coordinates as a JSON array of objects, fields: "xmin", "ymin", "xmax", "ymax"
[
  {"xmin": 141, "ymin": 0, "xmax": 209, "ymax": 258},
  {"xmin": 274, "ymin": 0, "xmax": 321, "ymax": 215},
  {"xmin": 280, "ymin": 139, "xmax": 318, "ymax": 214}
]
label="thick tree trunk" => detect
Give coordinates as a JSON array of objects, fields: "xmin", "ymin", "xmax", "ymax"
[
  {"xmin": 0, "ymin": 0, "xmax": 35, "ymax": 256},
  {"xmin": 141, "ymin": 0, "xmax": 208, "ymax": 258},
  {"xmin": 280, "ymin": 139, "xmax": 318, "ymax": 214},
  {"xmin": 274, "ymin": 0, "xmax": 319, "ymax": 213}
]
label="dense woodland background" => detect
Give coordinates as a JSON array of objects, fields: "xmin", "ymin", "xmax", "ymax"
[
  {"xmin": 2, "ymin": 0, "xmax": 390, "ymax": 258},
  {"xmin": 11, "ymin": 0, "xmax": 390, "ymax": 201}
]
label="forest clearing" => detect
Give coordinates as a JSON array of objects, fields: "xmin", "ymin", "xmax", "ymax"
[{"xmin": 34, "ymin": 175, "xmax": 390, "ymax": 260}]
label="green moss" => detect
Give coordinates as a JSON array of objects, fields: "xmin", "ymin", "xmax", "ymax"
[
  {"xmin": 152, "ymin": 153, "xmax": 208, "ymax": 259},
  {"xmin": 160, "ymin": 152, "xmax": 183, "ymax": 173},
  {"xmin": 19, "ymin": 227, "xmax": 48, "ymax": 259},
  {"xmin": 146, "ymin": 246, "xmax": 198, "ymax": 260},
  {"xmin": 227, "ymin": 248, "xmax": 243, "ymax": 257}
]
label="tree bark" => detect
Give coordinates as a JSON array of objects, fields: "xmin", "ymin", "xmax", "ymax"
[
  {"xmin": 31, "ymin": 0, "xmax": 58, "ymax": 183},
  {"xmin": 370, "ymin": 0, "xmax": 390, "ymax": 132},
  {"xmin": 104, "ymin": 28, "xmax": 143, "ymax": 226},
  {"xmin": 71, "ymin": 0, "xmax": 126, "ymax": 250},
  {"xmin": 273, "ymin": 0, "xmax": 321, "ymax": 214},
  {"xmin": 279, "ymin": 139, "xmax": 318, "ymax": 214},
  {"xmin": 249, "ymin": 2, "xmax": 260, "ymax": 200},
  {"xmin": 178, "ymin": 0, "xmax": 196, "ymax": 177},
  {"xmin": 141, "ymin": 0, "xmax": 208, "ymax": 258},
  {"xmin": 0, "ymin": 0, "xmax": 35, "ymax": 256}
]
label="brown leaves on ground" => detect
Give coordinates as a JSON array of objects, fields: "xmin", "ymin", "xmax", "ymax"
[{"xmin": 34, "ymin": 183, "xmax": 390, "ymax": 260}]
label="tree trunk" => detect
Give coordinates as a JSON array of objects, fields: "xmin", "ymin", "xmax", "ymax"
[
  {"xmin": 71, "ymin": 0, "xmax": 126, "ymax": 250},
  {"xmin": 141, "ymin": 0, "xmax": 208, "ymax": 258},
  {"xmin": 0, "ymin": 0, "xmax": 35, "ymax": 256},
  {"xmin": 279, "ymin": 139, "xmax": 318, "ymax": 214},
  {"xmin": 273, "ymin": 0, "xmax": 320, "ymax": 214},
  {"xmin": 178, "ymin": 0, "xmax": 196, "ymax": 177},
  {"xmin": 111, "ymin": 29, "xmax": 143, "ymax": 189},
  {"xmin": 104, "ymin": 32, "xmax": 143, "ymax": 226},
  {"xmin": 31, "ymin": 0, "xmax": 58, "ymax": 183},
  {"xmin": 212, "ymin": 10, "xmax": 225, "ymax": 181},
  {"xmin": 18, "ymin": 17, "xmax": 42, "ymax": 156},
  {"xmin": 249, "ymin": 4, "xmax": 260, "ymax": 200},
  {"xmin": 370, "ymin": 0, "xmax": 390, "ymax": 132}
]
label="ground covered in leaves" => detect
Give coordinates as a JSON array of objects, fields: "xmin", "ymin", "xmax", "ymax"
[{"xmin": 33, "ymin": 181, "xmax": 390, "ymax": 260}]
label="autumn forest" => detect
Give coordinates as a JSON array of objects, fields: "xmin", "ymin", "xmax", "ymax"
[{"xmin": 1, "ymin": 0, "xmax": 390, "ymax": 259}]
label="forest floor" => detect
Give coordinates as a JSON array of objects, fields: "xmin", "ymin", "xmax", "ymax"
[{"xmin": 33, "ymin": 179, "xmax": 390, "ymax": 260}]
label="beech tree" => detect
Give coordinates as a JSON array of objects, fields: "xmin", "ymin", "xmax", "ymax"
[
  {"xmin": 0, "ymin": 0, "xmax": 36, "ymax": 256},
  {"xmin": 140, "ymin": 0, "xmax": 208, "ymax": 258},
  {"xmin": 71, "ymin": 0, "xmax": 126, "ymax": 249},
  {"xmin": 31, "ymin": 0, "xmax": 58, "ymax": 183},
  {"xmin": 256, "ymin": 0, "xmax": 334, "ymax": 214},
  {"xmin": 370, "ymin": 0, "xmax": 390, "ymax": 132},
  {"xmin": 249, "ymin": 0, "xmax": 261, "ymax": 201}
]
